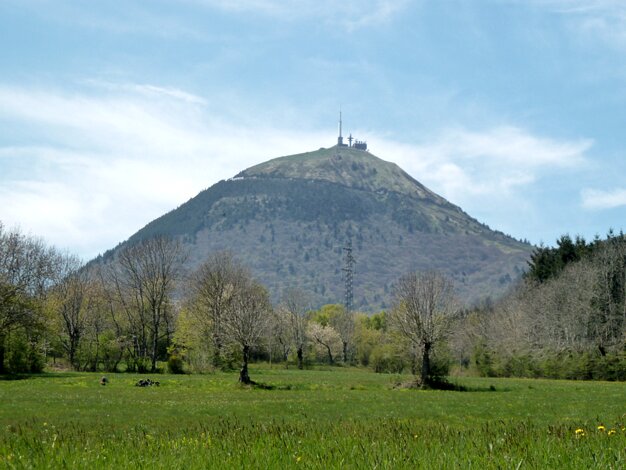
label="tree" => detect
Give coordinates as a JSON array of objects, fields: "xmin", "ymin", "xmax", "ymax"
[
  {"xmin": 48, "ymin": 255, "xmax": 92, "ymax": 370},
  {"xmin": 526, "ymin": 235, "xmax": 591, "ymax": 283},
  {"xmin": 327, "ymin": 305, "xmax": 354, "ymax": 363},
  {"xmin": 390, "ymin": 271, "xmax": 457, "ymax": 387},
  {"xmin": 280, "ymin": 287, "xmax": 310, "ymax": 369},
  {"xmin": 307, "ymin": 322, "xmax": 342, "ymax": 365},
  {"xmin": 223, "ymin": 272, "xmax": 271, "ymax": 384},
  {"xmin": 268, "ymin": 306, "xmax": 292, "ymax": 364},
  {"xmin": 188, "ymin": 251, "xmax": 246, "ymax": 369},
  {"xmin": 106, "ymin": 236, "xmax": 185, "ymax": 372},
  {"xmin": 0, "ymin": 223, "xmax": 60, "ymax": 373}
]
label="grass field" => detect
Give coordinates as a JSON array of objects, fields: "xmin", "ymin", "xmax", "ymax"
[{"xmin": 1, "ymin": 367, "xmax": 625, "ymax": 468}]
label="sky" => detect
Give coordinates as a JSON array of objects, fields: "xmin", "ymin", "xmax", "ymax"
[{"xmin": 2, "ymin": 0, "xmax": 626, "ymax": 260}]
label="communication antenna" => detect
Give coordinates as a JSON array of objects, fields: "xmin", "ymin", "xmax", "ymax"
[
  {"xmin": 337, "ymin": 109, "xmax": 344, "ymax": 146},
  {"xmin": 342, "ymin": 239, "xmax": 355, "ymax": 313}
]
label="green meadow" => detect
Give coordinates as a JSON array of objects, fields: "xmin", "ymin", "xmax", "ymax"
[{"xmin": 1, "ymin": 368, "xmax": 625, "ymax": 468}]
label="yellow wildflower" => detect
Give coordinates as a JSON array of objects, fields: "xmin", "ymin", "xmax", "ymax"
[
  {"xmin": 597, "ymin": 425, "xmax": 606, "ymax": 432},
  {"xmin": 575, "ymin": 428, "xmax": 585, "ymax": 436},
  {"xmin": 608, "ymin": 430, "xmax": 616, "ymax": 436},
  {"xmin": 296, "ymin": 456, "xmax": 302, "ymax": 463}
]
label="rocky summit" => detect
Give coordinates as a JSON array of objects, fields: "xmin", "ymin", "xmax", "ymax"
[{"xmin": 113, "ymin": 145, "xmax": 532, "ymax": 310}]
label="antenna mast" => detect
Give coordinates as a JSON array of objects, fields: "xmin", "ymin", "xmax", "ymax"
[{"xmin": 337, "ymin": 110, "xmax": 344, "ymax": 146}]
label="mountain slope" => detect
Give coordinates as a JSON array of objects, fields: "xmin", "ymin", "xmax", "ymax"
[{"xmin": 115, "ymin": 145, "xmax": 532, "ymax": 310}]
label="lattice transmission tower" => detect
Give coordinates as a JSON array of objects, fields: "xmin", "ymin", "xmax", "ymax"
[{"xmin": 342, "ymin": 240, "xmax": 356, "ymax": 313}]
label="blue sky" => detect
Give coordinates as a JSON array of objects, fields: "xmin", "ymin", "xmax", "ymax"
[{"xmin": 2, "ymin": 0, "xmax": 626, "ymax": 259}]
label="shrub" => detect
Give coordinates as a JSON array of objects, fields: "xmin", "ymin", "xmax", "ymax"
[
  {"xmin": 370, "ymin": 344, "xmax": 407, "ymax": 373},
  {"xmin": 167, "ymin": 347, "xmax": 186, "ymax": 374}
]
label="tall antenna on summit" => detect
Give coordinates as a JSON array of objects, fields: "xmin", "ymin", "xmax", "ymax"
[{"xmin": 337, "ymin": 109, "xmax": 345, "ymax": 146}]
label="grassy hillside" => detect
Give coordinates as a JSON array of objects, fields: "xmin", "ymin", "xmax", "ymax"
[
  {"xmin": 1, "ymin": 369, "xmax": 625, "ymax": 468},
  {"xmin": 240, "ymin": 146, "xmax": 445, "ymax": 202}
]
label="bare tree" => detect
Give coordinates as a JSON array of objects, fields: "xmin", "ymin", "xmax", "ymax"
[
  {"xmin": 49, "ymin": 255, "xmax": 93, "ymax": 370},
  {"xmin": 188, "ymin": 252, "xmax": 246, "ymax": 368},
  {"xmin": 268, "ymin": 306, "xmax": 292, "ymax": 364},
  {"xmin": 390, "ymin": 271, "xmax": 457, "ymax": 386},
  {"xmin": 106, "ymin": 236, "xmax": 186, "ymax": 372},
  {"xmin": 328, "ymin": 305, "xmax": 354, "ymax": 363},
  {"xmin": 223, "ymin": 274, "xmax": 271, "ymax": 384},
  {"xmin": 280, "ymin": 287, "xmax": 310, "ymax": 369}
]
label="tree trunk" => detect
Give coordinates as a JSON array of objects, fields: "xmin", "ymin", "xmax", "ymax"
[
  {"xmin": 342, "ymin": 340, "xmax": 348, "ymax": 363},
  {"xmin": 212, "ymin": 335, "xmax": 222, "ymax": 369},
  {"xmin": 150, "ymin": 315, "xmax": 160, "ymax": 373},
  {"xmin": 239, "ymin": 344, "xmax": 252, "ymax": 384},
  {"xmin": 69, "ymin": 335, "xmax": 80, "ymax": 371},
  {"xmin": 325, "ymin": 345, "xmax": 334, "ymax": 365},
  {"xmin": 421, "ymin": 342, "xmax": 432, "ymax": 386},
  {"xmin": 297, "ymin": 346, "xmax": 303, "ymax": 370},
  {"xmin": 0, "ymin": 334, "xmax": 5, "ymax": 374}
]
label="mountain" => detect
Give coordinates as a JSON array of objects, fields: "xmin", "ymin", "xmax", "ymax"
[{"xmin": 113, "ymin": 145, "xmax": 533, "ymax": 310}]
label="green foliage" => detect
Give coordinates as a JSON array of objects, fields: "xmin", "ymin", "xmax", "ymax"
[
  {"xmin": 167, "ymin": 346, "xmax": 187, "ymax": 374},
  {"xmin": 474, "ymin": 350, "xmax": 626, "ymax": 381},
  {"xmin": 361, "ymin": 311, "xmax": 388, "ymax": 331},
  {"xmin": 6, "ymin": 332, "xmax": 45, "ymax": 374},
  {"xmin": 472, "ymin": 340, "xmax": 496, "ymax": 377},
  {"xmin": 370, "ymin": 342, "xmax": 408, "ymax": 373},
  {"xmin": 99, "ymin": 331, "xmax": 124, "ymax": 373},
  {"xmin": 353, "ymin": 314, "xmax": 383, "ymax": 366},
  {"xmin": 308, "ymin": 304, "xmax": 343, "ymax": 326},
  {"xmin": 526, "ymin": 233, "xmax": 605, "ymax": 283}
]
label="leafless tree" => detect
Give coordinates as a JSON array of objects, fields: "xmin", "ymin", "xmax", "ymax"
[
  {"xmin": 590, "ymin": 238, "xmax": 626, "ymax": 353},
  {"xmin": 390, "ymin": 271, "xmax": 457, "ymax": 386},
  {"xmin": 280, "ymin": 287, "xmax": 310, "ymax": 369},
  {"xmin": 49, "ymin": 255, "xmax": 93, "ymax": 369},
  {"xmin": 223, "ymin": 273, "xmax": 271, "ymax": 384},
  {"xmin": 329, "ymin": 306, "xmax": 354, "ymax": 363},
  {"xmin": 106, "ymin": 236, "xmax": 186, "ymax": 372},
  {"xmin": 188, "ymin": 251, "xmax": 246, "ymax": 368},
  {"xmin": 269, "ymin": 306, "xmax": 292, "ymax": 364}
]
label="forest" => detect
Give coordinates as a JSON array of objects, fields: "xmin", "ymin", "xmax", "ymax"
[{"xmin": 1, "ymin": 220, "xmax": 625, "ymax": 384}]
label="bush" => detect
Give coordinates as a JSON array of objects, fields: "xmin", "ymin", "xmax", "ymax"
[
  {"xmin": 6, "ymin": 333, "xmax": 45, "ymax": 373},
  {"xmin": 370, "ymin": 344, "xmax": 407, "ymax": 373},
  {"xmin": 167, "ymin": 349, "xmax": 186, "ymax": 374},
  {"xmin": 472, "ymin": 341, "xmax": 496, "ymax": 377}
]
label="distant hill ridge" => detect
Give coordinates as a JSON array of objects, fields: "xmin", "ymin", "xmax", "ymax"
[{"xmin": 109, "ymin": 145, "xmax": 532, "ymax": 310}]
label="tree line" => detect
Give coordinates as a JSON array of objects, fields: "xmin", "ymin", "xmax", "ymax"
[
  {"xmin": 0, "ymin": 222, "xmax": 458, "ymax": 387},
  {"xmin": 4, "ymin": 220, "xmax": 625, "ymax": 384},
  {"xmin": 458, "ymin": 231, "xmax": 626, "ymax": 380}
]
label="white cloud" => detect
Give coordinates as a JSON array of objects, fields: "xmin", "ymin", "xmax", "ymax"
[
  {"xmin": 581, "ymin": 188, "xmax": 626, "ymax": 210},
  {"xmin": 0, "ymin": 83, "xmax": 328, "ymax": 259},
  {"xmin": 373, "ymin": 126, "xmax": 590, "ymax": 204},
  {"xmin": 0, "ymin": 81, "xmax": 594, "ymax": 259}
]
